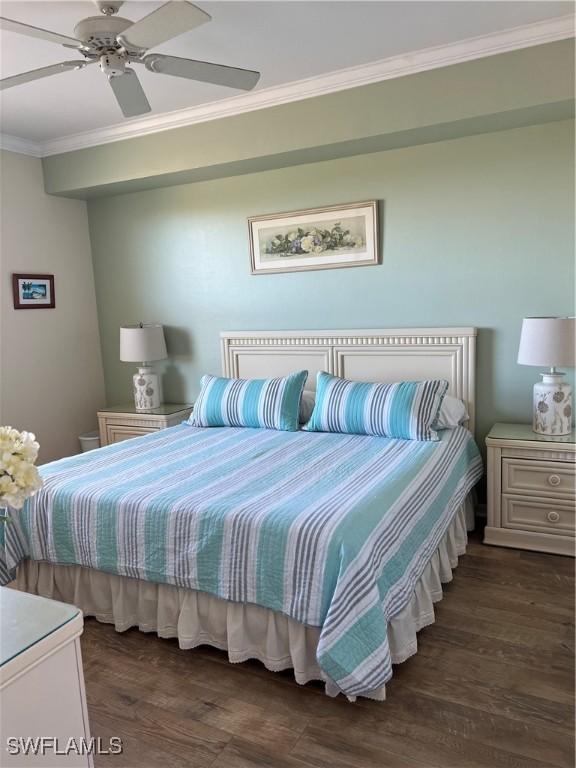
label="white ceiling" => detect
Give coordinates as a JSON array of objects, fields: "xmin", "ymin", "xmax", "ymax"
[{"xmin": 0, "ymin": 1, "xmax": 573, "ymax": 143}]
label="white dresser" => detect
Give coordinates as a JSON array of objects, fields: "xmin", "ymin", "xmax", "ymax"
[
  {"xmin": 485, "ymin": 423, "xmax": 575, "ymax": 556},
  {"xmin": 0, "ymin": 589, "xmax": 93, "ymax": 767}
]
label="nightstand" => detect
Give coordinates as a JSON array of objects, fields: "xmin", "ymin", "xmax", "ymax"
[
  {"xmin": 98, "ymin": 403, "xmax": 193, "ymax": 446},
  {"xmin": 485, "ymin": 423, "xmax": 575, "ymax": 556}
]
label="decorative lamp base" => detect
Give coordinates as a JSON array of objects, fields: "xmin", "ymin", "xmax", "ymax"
[
  {"xmin": 133, "ymin": 366, "xmax": 161, "ymax": 411},
  {"xmin": 533, "ymin": 373, "xmax": 572, "ymax": 436}
]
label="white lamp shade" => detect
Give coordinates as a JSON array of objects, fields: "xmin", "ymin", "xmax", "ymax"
[
  {"xmin": 517, "ymin": 317, "xmax": 575, "ymax": 368},
  {"xmin": 120, "ymin": 324, "xmax": 167, "ymax": 363}
]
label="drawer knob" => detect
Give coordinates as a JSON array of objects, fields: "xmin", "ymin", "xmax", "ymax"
[
  {"xmin": 547, "ymin": 511, "xmax": 560, "ymax": 523},
  {"xmin": 547, "ymin": 474, "xmax": 561, "ymax": 487}
]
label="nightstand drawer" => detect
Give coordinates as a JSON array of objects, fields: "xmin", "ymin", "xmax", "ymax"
[
  {"xmin": 502, "ymin": 495, "xmax": 575, "ymax": 536},
  {"xmin": 106, "ymin": 425, "xmax": 153, "ymax": 444},
  {"xmin": 502, "ymin": 459, "xmax": 575, "ymax": 500}
]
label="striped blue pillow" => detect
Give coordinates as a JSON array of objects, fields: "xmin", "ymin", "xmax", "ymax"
[
  {"xmin": 304, "ymin": 372, "xmax": 449, "ymax": 441},
  {"xmin": 189, "ymin": 370, "xmax": 308, "ymax": 431}
]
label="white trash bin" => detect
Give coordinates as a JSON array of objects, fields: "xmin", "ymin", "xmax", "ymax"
[{"xmin": 79, "ymin": 431, "xmax": 100, "ymax": 452}]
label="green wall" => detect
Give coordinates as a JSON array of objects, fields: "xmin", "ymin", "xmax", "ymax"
[
  {"xmin": 45, "ymin": 40, "xmax": 574, "ymax": 198},
  {"xmin": 87, "ymin": 119, "xmax": 575, "ymax": 456}
]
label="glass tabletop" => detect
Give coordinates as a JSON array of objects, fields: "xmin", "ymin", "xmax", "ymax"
[
  {"xmin": 488, "ymin": 423, "xmax": 576, "ymax": 444},
  {"xmin": 0, "ymin": 587, "xmax": 80, "ymax": 666},
  {"xmin": 99, "ymin": 403, "xmax": 192, "ymax": 415}
]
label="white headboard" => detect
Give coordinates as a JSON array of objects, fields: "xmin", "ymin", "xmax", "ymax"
[{"xmin": 221, "ymin": 328, "xmax": 477, "ymax": 433}]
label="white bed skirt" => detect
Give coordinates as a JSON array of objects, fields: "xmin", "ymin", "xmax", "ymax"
[{"xmin": 16, "ymin": 497, "xmax": 474, "ymax": 701}]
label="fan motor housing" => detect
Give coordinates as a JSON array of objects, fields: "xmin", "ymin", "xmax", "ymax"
[
  {"xmin": 99, "ymin": 52, "xmax": 127, "ymax": 77},
  {"xmin": 74, "ymin": 16, "xmax": 132, "ymax": 50}
]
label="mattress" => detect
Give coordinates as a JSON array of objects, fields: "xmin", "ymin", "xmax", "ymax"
[{"xmin": 2, "ymin": 423, "xmax": 482, "ymax": 698}]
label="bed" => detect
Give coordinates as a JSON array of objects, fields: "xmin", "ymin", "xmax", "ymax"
[{"xmin": 2, "ymin": 328, "xmax": 483, "ymax": 700}]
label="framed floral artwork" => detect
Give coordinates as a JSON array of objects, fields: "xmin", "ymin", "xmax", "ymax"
[
  {"xmin": 248, "ymin": 201, "xmax": 379, "ymax": 274},
  {"xmin": 12, "ymin": 274, "xmax": 55, "ymax": 309}
]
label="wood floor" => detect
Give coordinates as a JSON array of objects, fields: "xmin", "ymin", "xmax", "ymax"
[{"xmin": 81, "ymin": 532, "xmax": 575, "ymax": 768}]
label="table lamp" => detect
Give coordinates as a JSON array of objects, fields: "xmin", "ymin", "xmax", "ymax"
[
  {"xmin": 120, "ymin": 323, "xmax": 167, "ymax": 411},
  {"xmin": 517, "ymin": 316, "xmax": 575, "ymax": 435}
]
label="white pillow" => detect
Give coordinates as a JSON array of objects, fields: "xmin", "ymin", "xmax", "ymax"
[
  {"xmin": 435, "ymin": 395, "xmax": 468, "ymax": 429},
  {"xmin": 299, "ymin": 391, "xmax": 315, "ymax": 424}
]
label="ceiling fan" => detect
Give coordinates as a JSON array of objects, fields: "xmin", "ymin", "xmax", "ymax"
[{"xmin": 0, "ymin": 0, "xmax": 261, "ymax": 118}]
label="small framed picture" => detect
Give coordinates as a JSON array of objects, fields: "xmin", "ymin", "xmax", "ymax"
[
  {"xmin": 12, "ymin": 274, "xmax": 55, "ymax": 309},
  {"xmin": 248, "ymin": 201, "xmax": 379, "ymax": 275}
]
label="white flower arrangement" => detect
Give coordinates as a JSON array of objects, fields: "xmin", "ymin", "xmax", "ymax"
[
  {"xmin": 0, "ymin": 427, "xmax": 43, "ymax": 516},
  {"xmin": 265, "ymin": 223, "xmax": 365, "ymax": 257}
]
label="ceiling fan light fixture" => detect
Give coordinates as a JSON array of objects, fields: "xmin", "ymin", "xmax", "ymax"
[{"xmin": 1, "ymin": 1, "xmax": 261, "ymax": 114}]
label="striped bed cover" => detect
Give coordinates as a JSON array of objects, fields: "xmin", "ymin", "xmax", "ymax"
[{"xmin": 1, "ymin": 423, "xmax": 482, "ymax": 698}]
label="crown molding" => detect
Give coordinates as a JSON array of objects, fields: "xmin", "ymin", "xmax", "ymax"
[
  {"xmin": 0, "ymin": 133, "xmax": 43, "ymax": 157},
  {"xmin": 1, "ymin": 13, "xmax": 574, "ymax": 159}
]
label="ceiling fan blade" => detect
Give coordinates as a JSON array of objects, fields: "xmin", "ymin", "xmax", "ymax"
[
  {"xmin": 0, "ymin": 60, "xmax": 87, "ymax": 91},
  {"xmin": 0, "ymin": 16, "xmax": 86, "ymax": 49},
  {"xmin": 108, "ymin": 69, "xmax": 151, "ymax": 118},
  {"xmin": 144, "ymin": 54, "xmax": 260, "ymax": 91},
  {"xmin": 117, "ymin": 1, "xmax": 210, "ymax": 52}
]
